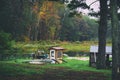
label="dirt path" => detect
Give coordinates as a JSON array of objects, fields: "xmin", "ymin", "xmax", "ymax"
[{"xmin": 67, "ymin": 57, "xmax": 89, "ymax": 61}]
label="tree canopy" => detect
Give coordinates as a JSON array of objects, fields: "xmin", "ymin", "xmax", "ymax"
[{"xmin": 0, "ymin": 0, "xmax": 99, "ymax": 41}]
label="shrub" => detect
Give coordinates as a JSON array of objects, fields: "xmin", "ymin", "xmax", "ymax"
[{"xmin": 0, "ymin": 31, "xmax": 14, "ymax": 60}]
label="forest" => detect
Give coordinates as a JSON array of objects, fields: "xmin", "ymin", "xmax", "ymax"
[
  {"xmin": 0, "ymin": 0, "xmax": 104, "ymax": 42},
  {"xmin": 0, "ymin": 0, "xmax": 120, "ymax": 80}
]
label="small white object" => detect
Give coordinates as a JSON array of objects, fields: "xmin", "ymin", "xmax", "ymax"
[
  {"xmin": 50, "ymin": 50, "xmax": 56, "ymax": 64},
  {"xmin": 117, "ymin": 67, "xmax": 120, "ymax": 73}
]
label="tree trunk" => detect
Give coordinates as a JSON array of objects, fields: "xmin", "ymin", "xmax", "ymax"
[
  {"xmin": 96, "ymin": 0, "xmax": 108, "ymax": 69},
  {"xmin": 34, "ymin": 25, "xmax": 38, "ymax": 41},
  {"xmin": 110, "ymin": 0, "xmax": 120, "ymax": 80}
]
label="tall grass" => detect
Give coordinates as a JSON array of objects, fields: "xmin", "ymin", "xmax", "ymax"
[
  {"xmin": 14, "ymin": 41, "xmax": 95, "ymax": 53},
  {"xmin": 4, "ymin": 41, "xmax": 112, "ymax": 59}
]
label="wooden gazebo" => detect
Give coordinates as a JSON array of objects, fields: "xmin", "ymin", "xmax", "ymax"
[{"xmin": 49, "ymin": 47, "xmax": 65, "ymax": 64}]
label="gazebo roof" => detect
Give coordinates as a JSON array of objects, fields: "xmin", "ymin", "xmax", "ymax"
[{"xmin": 90, "ymin": 45, "xmax": 112, "ymax": 54}]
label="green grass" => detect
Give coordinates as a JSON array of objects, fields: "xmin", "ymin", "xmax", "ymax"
[
  {"xmin": 0, "ymin": 58, "xmax": 111, "ymax": 80},
  {"xmin": 0, "ymin": 62, "xmax": 45, "ymax": 76},
  {"xmin": 13, "ymin": 41, "xmax": 96, "ymax": 54},
  {"xmin": 13, "ymin": 41, "xmax": 112, "ymax": 54},
  {"xmin": 13, "ymin": 41, "xmax": 112, "ymax": 53},
  {"xmin": 50, "ymin": 59, "xmax": 111, "ymax": 74},
  {"xmin": 60, "ymin": 41, "xmax": 91, "ymax": 52},
  {"xmin": 0, "ymin": 58, "xmax": 111, "ymax": 76},
  {"xmin": 0, "ymin": 41, "xmax": 112, "ymax": 80}
]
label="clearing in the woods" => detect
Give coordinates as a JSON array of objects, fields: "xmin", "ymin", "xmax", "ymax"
[{"xmin": 0, "ymin": 57, "xmax": 111, "ymax": 80}]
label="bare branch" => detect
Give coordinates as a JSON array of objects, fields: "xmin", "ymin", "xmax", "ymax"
[{"xmin": 89, "ymin": 0, "xmax": 99, "ymax": 7}]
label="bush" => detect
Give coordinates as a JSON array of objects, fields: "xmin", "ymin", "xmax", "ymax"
[
  {"xmin": 0, "ymin": 31, "xmax": 12, "ymax": 49},
  {"xmin": 0, "ymin": 31, "xmax": 14, "ymax": 60}
]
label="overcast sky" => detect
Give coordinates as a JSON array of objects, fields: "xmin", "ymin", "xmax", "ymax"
[
  {"xmin": 66, "ymin": 0, "xmax": 100, "ymax": 18},
  {"xmin": 83, "ymin": 0, "xmax": 100, "ymax": 14}
]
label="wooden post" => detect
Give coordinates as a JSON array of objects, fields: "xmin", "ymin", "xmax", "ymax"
[
  {"xmin": 89, "ymin": 53, "xmax": 92, "ymax": 66},
  {"xmin": 106, "ymin": 54, "xmax": 110, "ymax": 67}
]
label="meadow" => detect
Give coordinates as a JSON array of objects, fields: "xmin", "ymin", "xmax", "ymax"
[
  {"xmin": 0, "ymin": 58, "xmax": 111, "ymax": 80},
  {"xmin": 12, "ymin": 41, "xmax": 99, "ymax": 56},
  {"xmin": 0, "ymin": 41, "xmax": 112, "ymax": 80}
]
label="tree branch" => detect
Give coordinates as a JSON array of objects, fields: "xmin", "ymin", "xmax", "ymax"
[{"xmin": 89, "ymin": 0, "xmax": 99, "ymax": 7}]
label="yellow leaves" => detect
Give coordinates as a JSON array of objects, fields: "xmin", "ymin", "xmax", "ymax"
[
  {"xmin": 39, "ymin": 1, "xmax": 61, "ymax": 20},
  {"xmin": 53, "ymin": 15, "xmax": 60, "ymax": 19},
  {"xmin": 41, "ymin": 1, "xmax": 54, "ymax": 12},
  {"xmin": 21, "ymin": 35, "xmax": 30, "ymax": 42},
  {"xmin": 39, "ymin": 12, "xmax": 46, "ymax": 19},
  {"xmin": 36, "ymin": 1, "xmax": 62, "ymax": 40}
]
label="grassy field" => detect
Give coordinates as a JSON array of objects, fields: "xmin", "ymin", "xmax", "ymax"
[
  {"xmin": 0, "ymin": 41, "xmax": 112, "ymax": 80},
  {"xmin": 0, "ymin": 58, "xmax": 111, "ymax": 80},
  {"xmin": 14, "ymin": 40, "xmax": 112, "ymax": 52},
  {"xmin": 11, "ymin": 40, "xmax": 112, "ymax": 58},
  {"xmin": 13, "ymin": 41, "xmax": 99, "ymax": 55}
]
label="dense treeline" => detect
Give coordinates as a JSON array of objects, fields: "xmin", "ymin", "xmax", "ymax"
[{"xmin": 0, "ymin": 0, "xmax": 107, "ymax": 42}]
